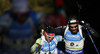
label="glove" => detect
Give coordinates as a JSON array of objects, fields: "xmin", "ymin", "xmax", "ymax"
[
  {"xmin": 84, "ymin": 22, "xmax": 90, "ymax": 29},
  {"xmin": 81, "ymin": 21, "xmax": 90, "ymax": 29}
]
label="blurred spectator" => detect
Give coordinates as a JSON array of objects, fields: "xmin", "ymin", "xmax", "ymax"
[
  {"xmin": 37, "ymin": 0, "xmax": 68, "ymax": 28},
  {"xmin": 0, "ymin": 0, "xmax": 38, "ymax": 54}
]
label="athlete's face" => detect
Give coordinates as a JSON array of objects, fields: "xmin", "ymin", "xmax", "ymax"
[
  {"xmin": 69, "ymin": 24, "xmax": 78, "ymax": 34},
  {"xmin": 12, "ymin": 11, "xmax": 29, "ymax": 24},
  {"xmin": 44, "ymin": 32, "xmax": 54, "ymax": 42},
  {"xmin": 45, "ymin": 36, "xmax": 54, "ymax": 42}
]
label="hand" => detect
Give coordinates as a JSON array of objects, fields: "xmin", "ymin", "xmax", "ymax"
[
  {"xmin": 81, "ymin": 21, "xmax": 90, "ymax": 29},
  {"xmin": 84, "ymin": 22, "xmax": 90, "ymax": 29}
]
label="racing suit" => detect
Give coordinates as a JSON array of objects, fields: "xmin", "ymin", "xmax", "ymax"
[
  {"xmin": 31, "ymin": 35, "xmax": 63, "ymax": 54},
  {"xmin": 54, "ymin": 24, "xmax": 99, "ymax": 54}
]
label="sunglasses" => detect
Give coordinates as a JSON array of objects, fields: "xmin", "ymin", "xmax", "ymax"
[{"xmin": 69, "ymin": 25, "xmax": 78, "ymax": 28}]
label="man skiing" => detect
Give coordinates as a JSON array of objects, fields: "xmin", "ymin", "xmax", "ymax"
[
  {"xmin": 55, "ymin": 16, "xmax": 99, "ymax": 54},
  {"xmin": 31, "ymin": 26, "xmax": 64, "ymax": 54}
]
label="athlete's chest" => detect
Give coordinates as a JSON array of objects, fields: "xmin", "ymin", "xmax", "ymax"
[
  {"xmin": 65, "ymin": 31, "xmax": 82, "ymax": 41},
  {"xmin": 9, "ymin": 20, "xmax": 32, "ymax": 30},
  {"xmin": 41, "ymin": 40, "xmax": 57, "ymax": 52}
]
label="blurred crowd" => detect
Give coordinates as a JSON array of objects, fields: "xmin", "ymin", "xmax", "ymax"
[
  {"xmin": 0, "ymin": 0, "xmax": 100, "ymax": 54},
  {"xmin": 0, "ymin": 0, "xmax": 68, "ymax": 54}
]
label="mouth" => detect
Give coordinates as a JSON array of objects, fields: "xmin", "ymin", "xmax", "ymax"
[
  {"xmin": 72, "ymin": 30, "xmax": 77, "ymax": 32},
  {"xmin": 71, "ymin": 30, "xmax": 78, "ymax": 34}
]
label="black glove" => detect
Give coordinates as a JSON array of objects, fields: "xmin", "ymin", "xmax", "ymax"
[
  {"xmin": 81, "ymin": 21, "xmax": 99, "ymax": 38},
  {"xmin": 80, "ymin": 21, "xmax": 90, "ymax": 29},
  {"xmin": 83, "ymin": 22, "xmax": 90, "ymax": 29}
]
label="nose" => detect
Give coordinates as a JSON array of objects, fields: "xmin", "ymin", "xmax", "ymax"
[
  {"xmin": 73, "ymin": 27, "xmax": 76, "ymax": 29},
  {"xmin": 71, "ymin": 27, "xmax": 76, "ymax": 30}
]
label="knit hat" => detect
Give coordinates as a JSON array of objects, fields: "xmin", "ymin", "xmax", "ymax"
[{"xmin": 12, "ymin": 0, "xmax": 29, "ymax": 13}]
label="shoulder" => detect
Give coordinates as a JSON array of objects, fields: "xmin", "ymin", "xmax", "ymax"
[
  {"xmin": 29, "ymin": 10, "xmax": 37, "ymax": 19},
  {"xmin": 54, "ymin": 35, "xmax": 63, "ymax": 41},
  {"xmin": 36, "ymin": 37, "xmax": 42, "ymax": 44},
  {"xmin": 0, "ymin": 10, "xmax": 11, "ymax": 27},
  {"xmin": 0, "ymin": 10, "xmax": 11, "ymax": 19},
  {"xmin": 28, "ymin": 10, "xmax": 38, "ymax": 21},
  {"xmin": 29, "ymin": 10, "xmax": 36, "ymax": 15}
]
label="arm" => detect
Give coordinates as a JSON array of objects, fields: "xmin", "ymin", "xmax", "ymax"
[
  {"xmin": 31, "ymin": 38, "xmax": 42, "ymax": 53},
  {"xmin": 82, "ymin": 22, "xmax": 99, "ymax": 38},
  {"xmin": 0, "ymin": 13, "xmax": 11, "ymax": 50},
  {"xmin": 0, "ymin": 12, "xmax": 11, "ymax": 34},
  {"xmin": 55, "ymin": 35, "xmax": 65, "ymax": 53},
  {"xmin": 55, "ymin": 26, "xmax": 66, "ymax": 36}
]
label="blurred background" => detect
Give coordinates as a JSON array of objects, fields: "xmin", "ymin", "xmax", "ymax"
[{"xmin": 0, "ymin": 0, "xmax": 100, "ymax": 54}]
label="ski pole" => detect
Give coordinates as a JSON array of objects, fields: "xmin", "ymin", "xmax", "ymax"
[
  {"xmin": 87, "ymin": 30, "xmax": 99, "ymax": 54},
  {"xmin": 34, "ymin": 44, "xmax": 42, "ymax": 54},
  {"xmin": 47, "ymin": 27, "xmax": 51, "ymax": 54},
  {"xmin": 81, "ymin": 21, "xmax": 99, "ymax": 54}
]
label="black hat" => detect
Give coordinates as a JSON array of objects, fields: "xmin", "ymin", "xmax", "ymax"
[{"xmin": 68, "ymin": 16, "xmax": 79, "ymax": 24}]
